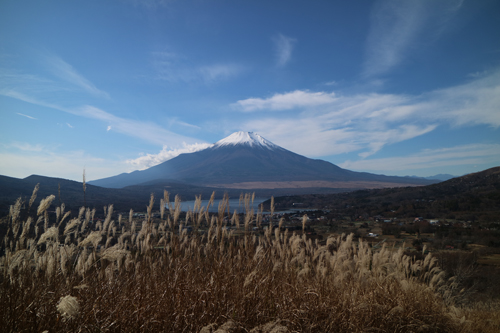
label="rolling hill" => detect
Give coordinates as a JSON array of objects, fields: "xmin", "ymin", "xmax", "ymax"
[{"xmin": 263, "ymin": 166, "xmax": 500, "ymax": 222}]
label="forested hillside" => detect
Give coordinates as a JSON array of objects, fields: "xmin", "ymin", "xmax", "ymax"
[{"xmin": 266, "ymin": 167, "xmax": 500, "ymax": 222}]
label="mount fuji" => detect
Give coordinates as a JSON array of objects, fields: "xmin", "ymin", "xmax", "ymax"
[{"xmin": 89, "ymin": 132, "xmax": 436, "ymax": 189}]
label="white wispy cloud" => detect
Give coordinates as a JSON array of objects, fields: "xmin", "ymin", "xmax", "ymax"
[
  {"xmin": 233, "ymin": 90, "xmax": 337, "ymax": 112},
  {"xmin": 232, "ymin": 67, "xmax": 500, "ymax": 158},
  {"xmin": 2, "ymin": 89, "xmax": 65, "ymax": 112},
  {"xmin": 423, "ymin": 69, "xmax": 500, "ymax": 127},
  {"xmin": 1, "ymin": 70, "xmax": 61, "ymax": 97},
  {"xmin": 151, "ymin": 51, "xmax": 244, "ymax": 83},
  {"xmin": 357, "ymin": 124, "xmax": 437, "ymax": 158},
  {"xmin": 273, "ymin": 33, "xmax": 296, "ymax": 67},
  {"xmin": 16, "ymin": 112, "xmax": 37, "ymax": 120},
  {"xmin": 339, "ymin": 143, "xmax": 500, "ymax": 173},
  {"xmin": 44, "ymin": 55, "xmax": 110, "ymax": 98},
  {"xmin": 169, "ymin": 119, "xmax": 201, "ymax": 130},
  {"xmin": 198, "ymin": 64, "xmax": 244, "ymax": 83},
  {"xmin": 78, "ymin": 105, "xmax": 197, "ymax": 146},
  {"xmin": 5, "ymin": 142, "xmax": 44, "ymax": 152},
  {"xmin": 126, "ymin": 142, "xmax": 213, "ymax": 170},
  {"xmin": 364, "ymin": 0, "xmax": 464, "ymax": 77},
  {"xmin": 1, "ymin": 60, "xmax": 201, "ymax": 147},
  {"xmin": 244, "ymin": 117, "xmax": 437, "ymax": 158},
  {"xmin": 3, "ymin": 91, "xmax": 199, "ymax": 147}
]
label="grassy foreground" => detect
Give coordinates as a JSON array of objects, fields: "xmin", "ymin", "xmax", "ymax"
[{"xmin": 1, "ymin": 189, "xmax": 499, "ymax": 332}]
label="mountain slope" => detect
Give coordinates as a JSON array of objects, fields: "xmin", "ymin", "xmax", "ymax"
[
  {"xmin": 264, "ymin": 166, "xmax": 500, "ymax": 222},
  {"xmin": 89, "ymin": 131, "xmax": 436, "ymax": 189}
]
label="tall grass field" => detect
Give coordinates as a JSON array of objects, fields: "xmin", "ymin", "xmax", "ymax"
[{"xmin": 1, "ymin": 187, "xmax": 499, "ymax": 332}]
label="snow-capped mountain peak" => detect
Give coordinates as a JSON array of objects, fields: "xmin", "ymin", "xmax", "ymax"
[
  {"xmin": 213, "ymin": 131, "xmax": 280, "ymax": 150},
  {"xmin": 89, "ymin": 130, "xmax": 437, "ymax": 189}
]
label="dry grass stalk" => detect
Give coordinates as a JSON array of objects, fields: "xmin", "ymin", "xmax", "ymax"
[
  {"xmin": 79, "ymin": 231, "xmax": 102, "ymax": 249},
  {"xmin": 146, "ymin": 193, "xmax": 154, "ymax": 224},
  {"xmin": 37, "ymin": 226, "xmax": 59, "ymax": 245},
  {"xmin": 19, "ymin": 216, "xmax": 33, "ymax": 240},
  {"xmin": 164, "ymin": 190, "xmax": 172, "ymax": 214},
  {"xmin": 82, "ymin": 169, "xmax": 86, "ymax": 207},
  {"xmin": 160, "ymin": 199, "xmax": 165, "ymax": 220},
  {"xmin": 56, "ymin": 206, "xmax": 61, "ymax": 224},
  {"xmin": 59, "ymin": 211, "xmax": 71, "ymax": 228},
  {"xmin": 37, "ymin": 195, "xmax": 55, "ymax": 216},
  {"xmin": 64, "ymin": 218, "xmax": 79, "ymax": 235},
  {"xmin": 28, "ymin": 183, "xmax": 39, "ymax": 211},
  {"xmin": 102, "ymin": 204, "xmax": 113, "ymax": 235},
  {"xmin": 10, "ymin": 197, "xmax": 23, "ymax": 226},
  {"xmin": 78, "ymin": 206, "xmax": 85, "ymax": 221}
]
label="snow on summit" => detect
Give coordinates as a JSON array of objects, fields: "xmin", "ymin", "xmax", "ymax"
[{"xmin": 214, "ymin": 131, "xmax": 280, "ymax": 150}]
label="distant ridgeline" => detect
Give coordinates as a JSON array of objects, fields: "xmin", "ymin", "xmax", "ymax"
[{"xmin": 262, "ymin": 166, "xmax": 500, "ymax": 222}]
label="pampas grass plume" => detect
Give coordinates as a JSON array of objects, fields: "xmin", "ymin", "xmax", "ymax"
[
  {"xmin": 37, "ymin": 195, "xmax": 55, "ymax": 216},
  {"xmin": 57, "ymin": 295, "xmax": 80, "ymax": 320},
  {"xmin": 79, "ymin": 231, "xmax": 102, "ymax": 249},
  {"xmin": 28, "ymin": 183, "xmax": 39, "ymax": 211},
  {"xmin": 37, "ymin": 227, "xmax": 59, "ymax": 245}
]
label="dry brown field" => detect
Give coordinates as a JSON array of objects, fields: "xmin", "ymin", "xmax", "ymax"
[{"xmin": 1, "ymin": 190, "xmax": 499, "ymax": 332}]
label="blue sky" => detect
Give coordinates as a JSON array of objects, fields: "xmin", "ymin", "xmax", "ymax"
[{"xmin": 1, "ymin": 0, "xmax": 499, "ymax": 182}]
